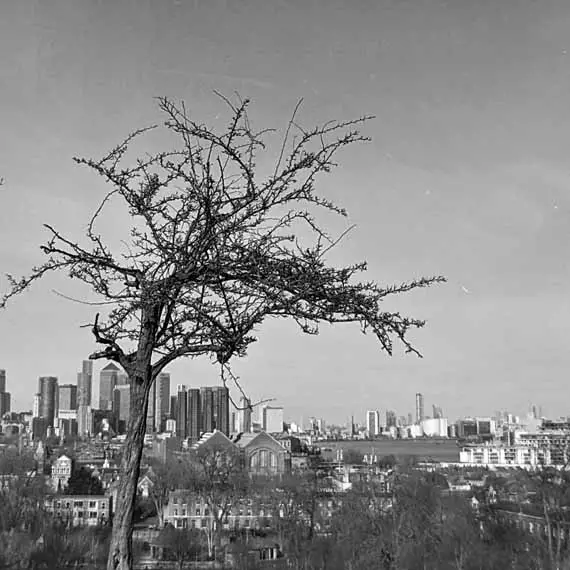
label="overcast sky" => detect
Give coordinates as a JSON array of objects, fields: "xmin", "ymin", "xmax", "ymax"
[{"xmin": 1, "ymin": 0, "xmax": 570, "ymax": 424}]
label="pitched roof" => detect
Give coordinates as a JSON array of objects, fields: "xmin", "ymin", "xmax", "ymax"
[
  {"xmin": 233, "ymin": 431, "xmax": 287, "ymax": 451},
  {"xmin": 101, "ymin": 363, "xmax": 120, "ymax": 371}
]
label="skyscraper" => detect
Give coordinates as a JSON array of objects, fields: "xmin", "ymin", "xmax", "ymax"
[
  {"xmin": 77, "ymin": 360, "xmax": 93, "ymax": 407},
  {"xmin": 146, "ymin": 378, "xmax": 156, "ymax": 432},
  {"xmin": 262, "ymin": 406, "xmax": 284, "ymax": 434},
  {"xmin": 366, "ymin": 410, "xmax": 380, "ymax": 436},
  {"xmin": 99, "ymin": 363, "xmax": 120, "ymax": 411},
  {"xmin": 176, "ymin": 385, "xmax": 188, "ymax": 439},
  {"xmin": 432, "ymin": 405, "xmax": 443, "ymax": 419},
  {"xmin": 415, "ymin": 393, "xmax": 424, "ymax": 424},
  {"xmin": 58, "ymin": 384, "xmax": 77, "ymax": 411},
  {"xmin": 187, "ymin": 388, "xmax": 201, "ymax": 441},
  {"xmin": 200, "ymin": 387, "xmax": 214, "ymax": 433},
  {"xmin": 113, "ymin": 385, "xmax": 131, "ymax": 434},
  {"xmin": 213, "ymin": 386, "xmax": 229, "ymax": 434},
  {"xmin": 77, "ymin": 360, "xmax": 93, "ymax": 438},
  {"xmin": 0, "ymin": 369, "xmax": 10, "ymax": 417},
  {"xmin": 237, "ymin": 396, "xmax": 252, "ymax": 434},
  {"xmin": 154, "ymin": 373, "xmax": 171, "ymax": 431},
  {"xmin": 38, "ymin": 376, "xmax": 58, "ymax": 428}
]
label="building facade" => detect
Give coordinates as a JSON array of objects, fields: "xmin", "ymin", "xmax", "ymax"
[
  {"xmin": 58, "ymin": 384, "xmax": 77, "ymax": 411},
  {"xmin": 45, "ymin": 495, "xmax": 112, "ymax": 527},
  {"xmin": 99, "ymin": 363, "xmax": 120, "ymax": 411},
  {"xmin": 38, "ymin": 376, "xmax": 58, "ymax": 428}
]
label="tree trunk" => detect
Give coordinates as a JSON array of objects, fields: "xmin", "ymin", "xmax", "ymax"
[{"xmin": 106, "ymin": 372, "xmax": 152, "ymax": 570}]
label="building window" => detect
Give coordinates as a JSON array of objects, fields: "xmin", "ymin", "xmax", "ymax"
[{"xmin": 89, "ymin": 501, "xmax": 96, "ymax": 508}]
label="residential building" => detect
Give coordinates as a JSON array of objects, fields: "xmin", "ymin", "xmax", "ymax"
[
  {"xmin": 51, "ymin": 454, "xmax": 73, "ymax": 491},
  {"xmin": 38, "ymin": 376, "xmax": 58, "ymax": 428},
  {"xmin": 99, "ymin": 363, "xmax": 120, "ymax": 411},
  {"xmin": 45, "ymin": 495, "xmax": 112, "ymax": 527}
]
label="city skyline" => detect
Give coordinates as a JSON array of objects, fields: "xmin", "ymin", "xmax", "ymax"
[{"xmin": 2, "ymin": 0, "xmax": 570, "ymax": 421}]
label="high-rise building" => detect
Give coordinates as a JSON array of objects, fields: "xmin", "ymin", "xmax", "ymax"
[
  {"xmin": 262, "ymin": 406, "xmax": 284, "ymax": 434},
  {"xmin": 77, "ymin": 360, "xmax": 93, "ymax": 407},
  {"xmin": 58, "ymin": 384, "xmax": 77, "ymax": 411},
  {"xmin": 77, "ymin": 405, "xmax": 92, "ymax": 438},
  {"xmin": 99, "ymin": 363, "xmax": 120, "ymax": 411},
  {"xmin": 237, "ymin": 396, "xmax": 252, "ymax": 434},
  {"xmin": 38, "ymin": 377, "xmax": 58, "ymax": 428},
  {"xmin": 415, "ymin": 393, "xmax": 424, "ymax": 424},
  {"xmin": 200, "ymin": 387, "xmax": 214, "ymax": 433},
  {"xmin": 154, "ymin": 373, "xmax": 171, "ymax": 432},
  {"xmin": 187, "ymin": 388, "xmax": 201, "ymax": 441},
  {"xmin": 113, "ymin": 385, "xmax": 131, "ymax": 434},
  {"xmin": 366, "ymin": 410, "xmax": 380, "ymax": 436},
  {"xmin": 176, "ymin": 385, "xmax": 188, "ymax": 439},
  {"xmin": 432, "ymin": 405, "xmax": 443, "ymax": 420},
  {"xmin": 0, "ymin": 392, "xmax": 10, "ymax": 417},
  {"xmin": 170, "ymin": 395, "xmax": 178, "ymax": 420},
  {"xmin": 213, "ymin": 386, "xmax": 229, "ymax": 434},
  {"xmin": 0, "ymin": 369, "xmax": 11, "ymax": 417},
  {"xmin": 146, "ymin": 378, "xmax": 156, "ymax": 433},
  {"xmin": 386, "ymin": 410, "xmax": 397, "ymax": 428}
]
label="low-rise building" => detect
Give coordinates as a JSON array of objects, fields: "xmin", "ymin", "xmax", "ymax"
[{"xmin": 45, "ymin": 495, "xmax": 112, "ymax": 527}]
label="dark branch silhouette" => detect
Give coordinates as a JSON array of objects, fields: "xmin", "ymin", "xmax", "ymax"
[{"xmin": 1, "ymin": 95, "xmax": 444, "ymax": 570}]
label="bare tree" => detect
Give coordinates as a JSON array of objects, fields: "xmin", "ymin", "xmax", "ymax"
[
  {"xmin": 185, "ymin": 443, "xmax": 249, "ymax": 559},
  {"xmin": 1, "ymin": 95, "xmax": 444, "ymax": 570}
]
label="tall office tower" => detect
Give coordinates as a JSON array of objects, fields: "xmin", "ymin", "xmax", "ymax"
[
  {"xmin": 213, "ymin": 386, "xmax": 230, "ymax": 435},
  {"xmin": 432, "ymin": 405, "xmax": 443, "ymax": 420},
  {"xmin": 154, "ymin": 373, "xmax": 171, "ymax": 431},
  {"xmin": 407, "ymin": 412, "xmax": 413, "ymax": 426},
  {"xmin": 237, "ymin": 396, "xmax": 252, "ymax": 434},
  {"xmin": 170, "ymin": 395, "xmax": 178, "ymax": 420},
  {"xmin": 33, "ymin": 394, "xmax": 41, "ymax": 418},
  {"xmin": 200, "ymin": 387, "xmax": 214, "ymax": 433},
  {"xmin": 386, "ymin": 410, "xmax": 397, "ymax": 428},
  {"xmin": 38, "ymin": 376, "xmax": 58, "ymax": 428},
  {"xmin": 262, "ymin": 405, "xmax": 284, "ymax": 434},
  {"xmin": 99, "ymin": 363, "xmax": 120, "ymax": 411},
  {"xmin": 366, "ymin": 410, "xmax": 380, "ymax": 436},
  {"xmin": 0, "ymin": 369, "xmax": 11, "ymax": 417},
  {"xmin": 76, "ymin": 360, "xmax": 93, "ymax": 438},
  {"xmin": 58, "ymin": 384, "xmax": 77, "ymax": 411},
  {"xmin": 176, "ymin": 385, "xmax": 188, "ymax": 439},
  {"xmin": 113, "ymin": 385, "xmax": 131, "ymax": 434},
  {"xmin": 146, "ymin": 378, "xmax": 156, "ymax": 432},
  {"xmin": 77, "ymin": 360, "xmax": 93, "ymax": 406},
  {"xmin": 187, "ymin": 388, "xmax": 201, "ymax": 441},
  {"xmin": 415, "ymin": 393, "xmax": 424, "ymax": 424}
]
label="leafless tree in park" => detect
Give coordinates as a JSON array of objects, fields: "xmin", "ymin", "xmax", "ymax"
[{"xmin": 1, "ymin": 95, "xmax": 444, "ymax": 570}]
